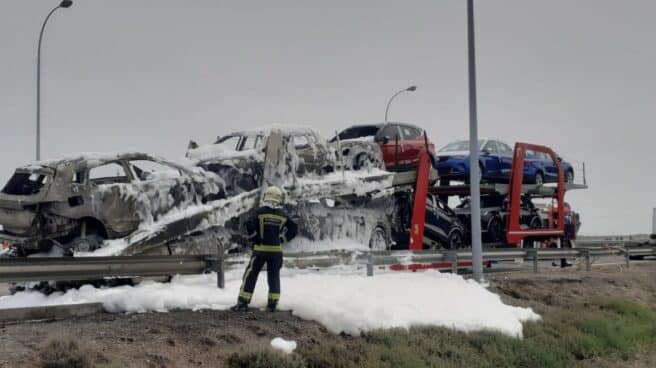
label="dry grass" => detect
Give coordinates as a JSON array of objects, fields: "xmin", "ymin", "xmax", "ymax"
[{"xmin": 226, "ymin": 298, "xmax": 656, "ymax": 368}]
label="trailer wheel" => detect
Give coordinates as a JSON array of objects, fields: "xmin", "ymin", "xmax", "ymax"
[{"xmin": 369, "ymin": 225, "xmax": 390, "ymax": 251}]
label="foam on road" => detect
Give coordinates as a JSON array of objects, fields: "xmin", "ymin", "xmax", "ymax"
[{"xmin": 0, "ymin": 268, "xmax": 539, "ymax": 338}]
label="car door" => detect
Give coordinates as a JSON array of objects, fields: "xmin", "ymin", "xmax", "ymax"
[
  {"xmin": 375, "ymin": 124, "xmax": 403, "ymax": 168},
  {"xmin": 128, "ymin": 159, "xmax": 194, "ymax": 222},
  {"xmin": 436, "ymin": 199, "xmax": 459, "ymax": 242},
  {"xmin": 537, "ymin": 152, "xmax": 559, "ymax": 182},
  {"xmin": 87, "ymin": 161, "xmax": 140, "ymax": 235},
  {"xmin": 423, "ymin": 194, "xmax": 447, "ymax": 246},
  {"xmin": 291, "ymin": 134, "xmax": 318, "ymax": 174},
  {"xmin": 397, "ymin": 125, "xmax": 418, "ymax": 166}
]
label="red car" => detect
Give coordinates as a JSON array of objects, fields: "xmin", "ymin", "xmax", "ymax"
[{"xmin": 331, "ymin": 123, "xmax": 437, "ymax": 171}]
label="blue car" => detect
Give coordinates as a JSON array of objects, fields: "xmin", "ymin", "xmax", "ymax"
[{"xmin": 436, "ymin": 139, "xmax": 574, "ymax": 185}]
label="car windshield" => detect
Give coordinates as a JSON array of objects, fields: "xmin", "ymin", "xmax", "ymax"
[
  {"xmin": 2, "ymin": 170, "xmax": 52, "ymax": 195},
  {"xmin": 241, "ymin": 135, "xmax": 263, "ymax": 150},
  {"xmin": 331, "ymin": 126, "xmax": 380, "ymax": 142},
  {"xmin": 439, "ymin": 140, "xmax": 484, "ymax": 152},
  {"xmin": 130, "ymin": 160, "xmax": 181, "ymax": 181},
  {"xmin": 213, "ymin": 135, "xmax": 242, "ymax": 151}
]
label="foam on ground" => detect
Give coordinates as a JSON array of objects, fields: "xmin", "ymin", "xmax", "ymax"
[{"xmin": 0, "ymin": 268, "xmax": 539, "ymax": 338}]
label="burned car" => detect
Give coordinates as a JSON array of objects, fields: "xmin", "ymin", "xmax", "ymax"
[
  {"xmin": 0, "ymin": 153, "xmax": 223, "ymax": 257},
  {"xmin": 186, "ymin": 125, "xmax": 383, "ymax": 195}
]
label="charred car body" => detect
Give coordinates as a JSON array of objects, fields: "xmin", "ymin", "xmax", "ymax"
[
  {"xmin": 0, "ymin": 153, "xmax": 223, "ymax": 256},
  {"xmin": 187, "ymin": 126, "xmax": 383, "ymax": 196},
  {"xmin": 270, "ymin": 190, "xmax": 467, "ymax": 251}
]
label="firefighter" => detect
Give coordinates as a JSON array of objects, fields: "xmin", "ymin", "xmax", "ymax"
[{"xmin": 231, "ymin": 186, "xmax": 297, "ymax": 312}]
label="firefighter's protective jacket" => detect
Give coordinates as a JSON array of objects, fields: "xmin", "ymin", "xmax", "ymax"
[{"xmin": 245, "ymin": 206, "xmax": 298, "ymax": 252}]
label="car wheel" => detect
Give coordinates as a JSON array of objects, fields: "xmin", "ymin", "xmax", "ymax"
[
  {"xmin": 369, "ymin": 225, "xmax": 390, "ymax": 251},
  {"xmin": 565, "ymin": 170, "xmax": 574, "ymax": 183},
  {"xmin": 487, "ymin": 216, "xmax": 504, "ymax": 243},
  {"xmin": 447, "ymin": 230, "xmax": 464, "ymax": 249},
  {"xmin": 529, "ymin": 216, "xmax": 542, "ymax": 229},
  {"xmin": 534, "ymin": 172, "xmax": 544, "ymax": 186},
  {"xmin": 71, "ymin": 234, "xmax": 103, "ymax": 253}
]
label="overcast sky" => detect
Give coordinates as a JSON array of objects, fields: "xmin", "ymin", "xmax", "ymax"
[{"xmin": 1, "ymin": 1, "xmax": 654, "ymax": 235}]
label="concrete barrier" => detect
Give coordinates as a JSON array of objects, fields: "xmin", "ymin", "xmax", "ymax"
[{"xmin": 0, "ymin": 302, "xmax": 104, "ymax": 323}]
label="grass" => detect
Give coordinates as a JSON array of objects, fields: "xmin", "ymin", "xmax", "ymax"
[
  {"xmin": 226, "ymin": 298, "xmax": 656, "ymax": 368},
  {"xmin": 38, "ymin": 337, "xmax": 123, "ymax": 368},
  {"xmin": 39, "ymin": 339, "xmax": 90, "ymax": 368}
]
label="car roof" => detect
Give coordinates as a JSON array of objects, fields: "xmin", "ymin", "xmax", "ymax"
[
  {"xmin": 441, "ymin": 139, "xmax": 516, "ymax": 147},
  {"xmin": 341, "ymin": 124, "xmax": 384, "ymax": 130},
  {"xmin": 22, "ymin": 152, "xmax": 162, "ymax": 171},
  {"xmin": 232, "ymin": 124, "xmax": 319, "ymax": 137}
]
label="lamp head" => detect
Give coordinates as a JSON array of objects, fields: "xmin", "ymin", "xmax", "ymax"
[
  {"xmin": 406, "ymin": 86, "xmax": 417, "ymax": 92},
  {"xmin": 60, "ymin": 0, "xmax": 73, "ymax": 8}
]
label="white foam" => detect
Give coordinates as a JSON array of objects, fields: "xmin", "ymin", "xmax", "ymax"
[
  {"xmin": 270, "ymin": 337, "xmax": 297, "ymax": 354},
  {"xmin": 0, "ymin": 268, "xmax": 539, "ymax": 338}
]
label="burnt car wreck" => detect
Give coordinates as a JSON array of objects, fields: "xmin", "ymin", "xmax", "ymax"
[
  {"xmin": 0, "ymin": 153, "xmax": 223, "ymax": 256},
  {"xmin": 186, "ymin": 126, "xmax": 384, "ymax": 196}
]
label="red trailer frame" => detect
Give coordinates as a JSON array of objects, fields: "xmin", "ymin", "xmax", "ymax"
[
  {"xmin": 409, "ymin": 151, "xmax": 431, "ymax": 251},
  {"xmin": 506, "ymin": 142, "xmax": 566, "ymax": 246}
]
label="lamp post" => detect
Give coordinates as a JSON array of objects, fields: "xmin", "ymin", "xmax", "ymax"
[
  {"xmin": 36, "ymin": 0, "xmax": 73, "ymax": 161},
  {"xmin": 385, "ymin": 85, "xmax": 417, "ymax": 122},
  {"xmin": 466, "ymin": 0, "xmax": 484, "ymax": 283}
]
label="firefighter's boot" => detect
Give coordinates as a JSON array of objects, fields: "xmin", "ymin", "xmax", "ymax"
[{"xmin": 230, "ymin": 301, "xmax": 249, "ymax": 312}]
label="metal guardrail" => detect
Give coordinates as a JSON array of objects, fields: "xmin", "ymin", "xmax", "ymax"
[
  {"xmin": 0, "ymin": 255, "xmax": 208, "ymax": 283},
  {"xmin": 1, "ymin": 246, "xmax": 654, "ymax": 284},
  {"xmin": 575, "ymin": 234, "xmax": 651, "ymax": 248}
]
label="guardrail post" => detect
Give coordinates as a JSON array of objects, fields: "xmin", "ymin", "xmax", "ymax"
[
  {"xmin": 582, "ymin": 249, "xmax": 591, "ymax": 272},
  {"xmin": 215, "ymin": 239, "xmax": 225, "ymax": 289},
  {"xmin": 529, "ymin": 250, "xmax": 539, "ymax": 273},
  {"xmin": 449, "ymin": 250, "xmax": 458, "ymax": 275},
  {"xmin": 624, "ymin": 247, "xmax": 630, "ymax": 268},
  {"xmin": 366, "ymin": 252, "xmax": 374, "ymax": 277}
]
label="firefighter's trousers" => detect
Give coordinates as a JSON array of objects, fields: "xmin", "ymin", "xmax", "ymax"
[{"xmin": 238, "ymin": 249, "xmax": 283, "ymax": 306}]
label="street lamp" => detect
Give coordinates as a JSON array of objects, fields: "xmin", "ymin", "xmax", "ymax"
[
  {"xmin": 36, "ymin": 0, "xmax": 73, "ymax": 161},
  {"xmin": 384, "ymin": 85, "xmax": 417, "ymax": 122}
]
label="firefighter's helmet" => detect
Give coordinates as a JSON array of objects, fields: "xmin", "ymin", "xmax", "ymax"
[{"xmin": 263, "ymin": 186, "xmax": 283, "ymax": 207}]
